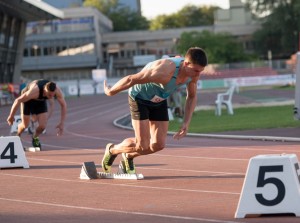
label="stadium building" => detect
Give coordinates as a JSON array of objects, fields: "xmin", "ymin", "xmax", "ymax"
[
  {"xmin": 21, "ymin": 0, "xmax": 260, "ymax": 82},
  {"xmin": 0, "ymin": 0, "xmax": 63, "ymax": 84}
]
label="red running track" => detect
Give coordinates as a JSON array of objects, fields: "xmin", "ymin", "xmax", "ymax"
[{"xmin": 0, "ymin": 93, "xmax": 299, "ymax": 223}]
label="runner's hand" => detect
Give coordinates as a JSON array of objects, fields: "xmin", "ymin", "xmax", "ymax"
[
  {"xmin": 7, "ymin": 115, "xmax": 15, "ymax": 126},
  {"xmin": 103, "ymin": 80, "xmax": 112, "ymax": 96},
  {"xmin": 173, "ymin": 124, "xmax": 188, "ymax": 140},
  {"xmin": 56, "ymin": 123, "xmax": 64, "ymax": 136}
]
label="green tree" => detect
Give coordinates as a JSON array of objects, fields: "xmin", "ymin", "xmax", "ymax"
[
  {"xmin": 109, "ymin": 7, "xmax": 149, "ymax": 31},
  {"xmin": 84, "ymin": 0, "xmax": 119, "ymax": 14},
  {"xmin": 150, "ymin": 5, "xmax": 215, "ymax": 30},
  {"xmin": 245, "ymin": 0, "xmax": 291, "ymax": 16},
  {"xmin": 83, "ymin": 0, "xmax": 149, "ymax": 31},
  {"xmin": 245, "ymin": 0, "xmax": 300, "ymax": 58},
  {"xmin": 177, "ymin": 30, "xmax": 254, "ymax": 63}
]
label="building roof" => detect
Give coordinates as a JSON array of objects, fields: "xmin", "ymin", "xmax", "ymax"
[{"xmin": 0, "ymin": 0, "xmax": 64, "ymax": 21}]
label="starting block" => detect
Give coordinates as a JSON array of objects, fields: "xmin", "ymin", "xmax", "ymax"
[
  {"xmin": 24, "ymin": 147, "xmax": 41, "ymax": 152},
  {"xmin": 0, "ymin": 136, "xmax": 29, "ymax": 169},
  {"xmin": 80, "ymin": 161, "xmax": 144, "ymax": 180},
  {"xmin": 235, "ymin": 153, "xmax": 300, "ymax": 218},
  {"xmin": 80, "ymin": 161, "xmax": 98, "ymax": 179}
]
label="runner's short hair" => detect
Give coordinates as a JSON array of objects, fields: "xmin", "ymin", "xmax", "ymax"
[
  {"xmin": 185, "ymin": 47, "xmax": 208, "ymax": 67},
  {"xmin": 46, "ymin": 82, "xmax": 56, "ymax": 92}
]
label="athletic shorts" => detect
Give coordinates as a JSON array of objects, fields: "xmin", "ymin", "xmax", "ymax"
[
  {"xmin": 128, "ymin": 96, "xmax": 169, "ymax": 121},
  {"xmin": 23, "ymin": 100, "xmax": 48, "ymax": 115}
]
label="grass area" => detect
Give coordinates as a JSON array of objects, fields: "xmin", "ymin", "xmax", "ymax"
[{"xmin": 168, "ymin": 105, "xmax": 300, "ymax": 133}]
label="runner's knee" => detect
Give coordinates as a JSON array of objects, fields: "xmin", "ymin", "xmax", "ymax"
[
  {"xmin": 135, "ymin": 141, "xmax": 150, "ymax": 155},
  {"xmin": 150, "ymin": 142, "xmax": 165, "ymax": 153},
  {"xmin": 37, "ymin": 124, "xmax": 46, "ymax": 131},
  {"xmin": 135, "ymin": 140, "xmax": 164, "ymax": 155}
]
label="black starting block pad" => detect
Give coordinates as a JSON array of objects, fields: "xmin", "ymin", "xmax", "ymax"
[
  {"xmin": 24, "ymin": 147, "xmax": 41, "ymax": 152},
  {"xmin": 81, "ymin": 162, "xmax": 98, "ymax": 179},
  {"xmin": 80, "ymin": 161, "xmax": 144, "ymax": 180}
]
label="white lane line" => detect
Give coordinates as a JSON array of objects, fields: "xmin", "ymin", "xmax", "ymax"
[
  {"xmin": 21, "ymin": 138, "xmax": 300, "ymax": 154},
  {"xmin": 0, "ymin": 173, "xmax": 240, "ymax": 195},
  {"xmin": 153, "ymin": 154, "xmax": 248, "ymax": 161},
  {"xmin": 24, "ymin": 136, "xmax": 300, "ymax": 154},
  {"xmin": 26, "ymin": 154, "xmax": 246, "ymax": 164},
  {"xmin": 66, "ymin": 103, "xmax": 126, "ymax": 125},
  {"xmin": 0, "ymin": 197, "xmax": 242, "ymax": 223},
  {"xmin": 27, "ymin": 158, "xmax": 82, "ymax": 164},
  {"xmin": 26, "ymin": 157, "xmax": 245, "ymax": 175},
  {"xmin": 64, "ymin": 98, "xmax": 125, "ymax": 117},
  {"xmin": 163, "ymin": 145, "xmax": 300, "ymax": 155},
  {"xmin": 137, "ymin": 167, "xmax": 244, "ymax": 175}
]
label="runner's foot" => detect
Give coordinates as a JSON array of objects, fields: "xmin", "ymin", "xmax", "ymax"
[
  {"xmin": 101, "ymin": 143, "xmax": 118, "ymax": 173},
  {"xmin": 122, "ymin": 153, "xmax": 136, "ymax": 174},
  {"xmin": 32, "ymin": 136, "xmax": 41, "ymax": 148}
]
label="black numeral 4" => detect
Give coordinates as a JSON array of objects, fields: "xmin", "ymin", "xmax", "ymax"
[{"xmin": 1, "ymin": 142, "xmax": 18, "ymax": 163}]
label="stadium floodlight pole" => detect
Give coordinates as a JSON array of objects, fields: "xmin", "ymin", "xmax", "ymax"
[{"xmin": 294, "ymin": 52, "xmax": 300, "ymax": 120}]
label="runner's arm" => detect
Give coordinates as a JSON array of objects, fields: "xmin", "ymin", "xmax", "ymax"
[
  {"xmin": 47, "ymin": 98, "xmax": 54, "ymax": 120},
  {"xmin": 55, "ymin": 87, "xmax": 67, "ymax": 136},
  {"xmin": 173, "ymin": 79, "xmax": 198, "ymax": 140},
  {"xmin": 104, "ymin": 60, "xmax": 175, "ymax": 96}
]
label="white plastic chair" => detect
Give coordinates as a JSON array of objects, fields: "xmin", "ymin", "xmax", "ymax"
[{"xmin": 215, "ymin": 84, "xmax": 236, "ymax": 116}]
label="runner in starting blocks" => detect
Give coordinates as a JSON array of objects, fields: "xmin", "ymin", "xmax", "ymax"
[{"xmin": 80, "ymin": 161, "xmax": 144, "ymax": 180}]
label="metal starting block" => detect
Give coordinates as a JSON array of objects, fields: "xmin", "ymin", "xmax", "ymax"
[
  {"xmin": 97, "ymin": 172, "xmax": 144, "ymax": 180},
  {"xmin": 80, "ymin": 161, "xmax": 144, "ymax": 180},
  {"xmin": 24, "ymin": 147, "xmax": 41, "ymax": 152}
]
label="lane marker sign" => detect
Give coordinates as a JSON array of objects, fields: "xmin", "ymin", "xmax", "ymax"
[
  {"xmin": 0, "ymin": 136, "xmax": 29, "ymax": 169},
  {"xmin": 235, "ymin": 153, "xmax": 300, "ymax": 218}
]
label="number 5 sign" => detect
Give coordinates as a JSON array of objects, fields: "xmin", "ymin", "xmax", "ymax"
[
  {"xmin": 0, "ymin": 136, "xmax": 29, "ymax": 169},
  {"xmin": 235, "ymin": 154, "xmax": 300, "ymax": 218}
]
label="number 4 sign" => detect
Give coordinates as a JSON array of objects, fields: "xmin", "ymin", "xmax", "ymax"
[
  {"xmin": 0, "ymin": 136, "xmax": 29, "ymax": 169},
  {"xmin": 235, "ymin": 154, "xmax": 300, "ymax": 218}
]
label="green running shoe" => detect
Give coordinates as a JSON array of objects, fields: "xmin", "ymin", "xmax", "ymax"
[
  {"xmin": 122, "ymin": 153, "xmax": 136, "ymax": 174},
  {"xmin": 32, "ymin": 136, "xmax": 41, "ymax": 148},
  {"xmin": 101, "ymin": 143, "xmax": 117, "ymax": 173}
]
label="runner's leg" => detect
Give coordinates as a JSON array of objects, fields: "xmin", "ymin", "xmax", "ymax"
[
  {"xmin": 17, "ymin": 103, "xmax": 30, "ymax": 136},
  {"xmin": 110, "ymin": 119, "xmax": 168, "ymax": 158},
  {"xmin": 109, "ymin": 119, "xmax": 150, "ymax": 157},
  {"xmin": 34, "ymin": 112, "xmax": 48, "ymax": 138}
]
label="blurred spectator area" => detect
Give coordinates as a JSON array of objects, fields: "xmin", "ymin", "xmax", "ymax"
[
  {"xmin": 201, "ymin": 66, "xmax": 278, "ymax": 80},
  {"xmin": 0, "ymin": 83, "xmax": 19, "ymax": 106}
]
